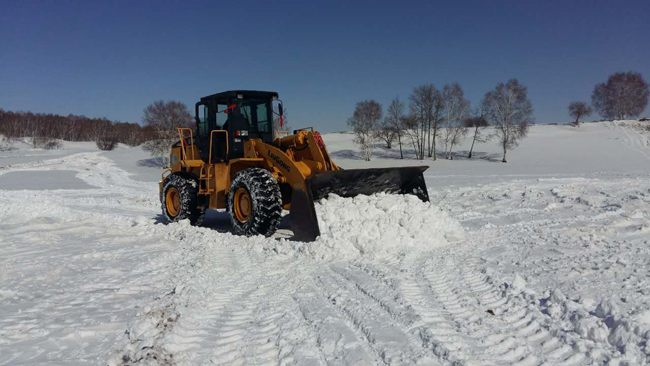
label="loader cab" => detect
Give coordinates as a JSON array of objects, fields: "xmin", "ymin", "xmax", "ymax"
[{"xmin": 195, "ymin": 90, "xmax": 280, "ymax": 162}]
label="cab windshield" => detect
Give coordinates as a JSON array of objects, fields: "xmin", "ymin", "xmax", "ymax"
[{"xmin": 239, "ymin": 99, "xmax": 271, "ymax": 135}]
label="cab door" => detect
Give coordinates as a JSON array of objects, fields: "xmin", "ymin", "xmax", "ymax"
[{"xmin": 195, "ymin": 102, "xmax": 214, "ymax": 162}]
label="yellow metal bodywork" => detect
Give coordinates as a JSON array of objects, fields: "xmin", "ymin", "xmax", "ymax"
[{"xmin": 160, "ymin": 128, "xmax": 341, "ymax": 211}]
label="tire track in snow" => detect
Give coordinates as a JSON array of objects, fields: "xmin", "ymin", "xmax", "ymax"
[
  {"xmin": 294, "ymin": 283, "xmax": 376, "ymax": 365},
  {"xmin": 208, "ymin": 284, "xmax": 271, "ymax": 365},
  {"xmin": 390, "ymin": 252, "xmax": 490, "ymax": 365},
  {"xmin": 205, "ymin": 262, "xmax": 325, "ymax": 365},
  {"xmin": 313, "ymin": 264, "xmax": 439, "ymax": 365},
  {"xmin": 421, "ymin": 255, "xmax": 591, "ymax": 365}
]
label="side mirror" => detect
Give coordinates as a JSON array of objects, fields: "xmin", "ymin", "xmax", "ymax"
[{"xmin": 278, "ymin": 103, "xmax": 284, "ymax": 117}]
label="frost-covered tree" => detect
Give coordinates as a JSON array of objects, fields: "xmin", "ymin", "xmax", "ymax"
[
  {"xmin": 142, "ymin": 100, "xmax": 193, "ymax": 167},
  {"xmin": 592, "ymin": 72, "xmax": 649, "ymax": 120},
  {"xmin": 347, "ymin": 100, "xmax": 382, "ymax": 161},
  {"xmin": 385, "ymin": 97, "xmax": 406, "ymax": 159},
  {"xmin": 568, "ymin": 101, "xmax": 593, "ymax": 126},
  {"xmin": 464, "ymin": 112, "xmax": 490, "ymax": 159},
  {"xmin": 440, "ymin": 83, "xmax": 470, "ymax": 159},
  {"xmin": 482, "ymin": 79, "xmax": 533, "ymax": 163}
]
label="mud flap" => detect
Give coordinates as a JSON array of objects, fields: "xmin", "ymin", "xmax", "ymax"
[{"xmin": 288, "ymin": 166, "xmax": 429, "ymax": 242}]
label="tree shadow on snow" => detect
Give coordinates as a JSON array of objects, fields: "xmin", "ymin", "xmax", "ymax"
[
  {"xmin": 331, "ymin": 145, "xmax": 503, "ymax": 163},
  {"xmin": 330, "ymin": 144, "xmax": 421, "ymax": 161},
  {"xmin": 440, "ymin": 150, "xmax": 504, "ymax": 163},
  {"xmin": 137, "ymin": 157, "xmax": 165, "ymax": 168},
  {"xmin": 330, "ymin": 149, "xmax": 363, "ymax": 160}
]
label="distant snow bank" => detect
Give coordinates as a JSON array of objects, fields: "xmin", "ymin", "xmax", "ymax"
[{"xmin": 267, "ymin": 193, "xmax": 465, "ymax": 259}]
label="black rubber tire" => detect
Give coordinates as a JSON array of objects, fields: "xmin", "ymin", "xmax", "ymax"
[
  {"xmin": 161, "ymin": 173, "xmax": 205, "ymax": 226},
  {"xmin": 228, "ymin": 168, "xmax": 282, "ymax": 237}
]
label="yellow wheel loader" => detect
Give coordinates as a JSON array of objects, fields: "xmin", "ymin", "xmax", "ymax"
[{"xmin": 159, "ymin": 90, "xmax": 429, "ymax": 241}]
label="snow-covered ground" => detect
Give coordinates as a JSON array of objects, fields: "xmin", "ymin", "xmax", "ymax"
[
  {"xmin": 0, "ymin": 138, "xmax": 99, "ymax": 168},
  {"xmin": 1, "ymin": 121, "xmax": 650, "ymax": 365}
]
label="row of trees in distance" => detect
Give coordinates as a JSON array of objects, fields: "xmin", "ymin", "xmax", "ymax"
[
  {"xmin": 348, "ymin": 79, "xmax": 533, "ymax": 163},
  {"xmin": 0, "ymin": 109, "xmax": 153, "ymax": 151}
]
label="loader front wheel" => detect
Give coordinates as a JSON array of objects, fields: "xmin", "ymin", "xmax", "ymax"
[
  {"xmin": 228, "ymin": 168, "xmax": 282, "ymax": 237},
  {"xmin": 161, "ymin": 174, "xmax": 205, "ymax": 226}
]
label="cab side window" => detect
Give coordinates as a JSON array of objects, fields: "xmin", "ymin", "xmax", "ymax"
[
  {"xmin": 197, "ymin": 105, "xmax": 210, "ymax": 137},
  {"xmin": 216, "ymin": 104, "xmax": 228, "ymax": 128},
  {"xmin": 255, "ymin": 102, "xmax": 270, "ymax": 133}
]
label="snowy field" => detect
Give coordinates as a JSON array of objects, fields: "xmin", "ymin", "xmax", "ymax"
[{"xmin": 1, "ymin": 121, "xmax": 650, "ymax": 365}]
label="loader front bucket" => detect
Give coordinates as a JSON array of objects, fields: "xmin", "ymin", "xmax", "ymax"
[{"xmin": 289, "ymin": 166, "xmax": 430, "ymax": 242}]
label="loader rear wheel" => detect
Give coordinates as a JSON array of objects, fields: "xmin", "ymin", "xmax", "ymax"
[
  {"xmin": 228, "ymin": 168, "xmax": 282, "ymax": 237},
  {"xmin": 161, "ymin": 174, "xmax": 205, "ymax": 226}
]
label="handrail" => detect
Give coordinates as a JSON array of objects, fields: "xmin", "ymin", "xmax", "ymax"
[
  {"xmin": 177, "ymin": 128, "xmax": 195, "ymax": 161},
  {"xmin": 209, "ymin": 130, "xmax": 229, "ymax": 165}
]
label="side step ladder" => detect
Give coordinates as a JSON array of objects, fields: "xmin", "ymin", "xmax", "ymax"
[{"xmin": 198, "ymin": 165, "xmax": 214, "ymax": 194}]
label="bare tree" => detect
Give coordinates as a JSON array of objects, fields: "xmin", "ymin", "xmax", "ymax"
[
  {"xmin": 143, "ymin": 100, "xmax": 193, "ymax": 133},
  {"xmin": 401, "ymin": 114, "xmax": 423, "ymax": 159},
  {"xmin": 464, "ymin": 110, "xmax": 490, "ymax": 159},
  {"xmin": 409, "ymin": 85, "xmax": 442, "ymax": 160},
  {"xmin": 141, "ymin": 100, "xmax": 193, "ymax": 167},
  {"xmin": 0, "ymin": 136, "xmax": 15, "ymax": 151},
  {"xmin": 125, "ymin": 126, "xmax": 144, "ymax": 147},
  {"xmin": 385, "ymin": 97, "xmax": 406, "ymax": 159},
  {"xmin": 439, "ymin": 83, "xmax": 470, "ymax": 159},
  {"xmin": 568, "ymin": 101, "xmax": 593, "ymax": 126},
  {"xmin": 96, "ymin": 124, "xmax": 119, "ymax": 151},
  {"xmin": 87, "ymin": 118, "xmax": 112, "ymax": 142},
  {"xmin": 375, "ymin": 121, "xmax": 396, "ymax": 149},
  {"xmin": 482, "ymin": 79, "xmax": 534, "ymax": 163},
  {"xmin": 429, "ymin": 93, "xmax": 444, "ymax": 158},
  {"xmin": 592, "ymin": 71, "xmax": 649, "ymax": 120},
  {"xmin": 347, "ymin": 100, "xmax": 382, "ymax": 161}
]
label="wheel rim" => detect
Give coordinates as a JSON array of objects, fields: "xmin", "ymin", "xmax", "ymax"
[
  {"xmin": 166, "ymin": 187, "xmax": 181, "ymax": 217},
  {"xmin": 233, "ymin": 188, "xmax": 252, "ymax": 223}
]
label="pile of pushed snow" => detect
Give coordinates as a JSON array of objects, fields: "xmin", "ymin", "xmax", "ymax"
[{"xmin": 269, "ymin": 193, "xmax": 464, "ymax": 259}]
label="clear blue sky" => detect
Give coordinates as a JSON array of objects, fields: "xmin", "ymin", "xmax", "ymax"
[{"xmin": 1, "ymin": 0, "xmax": 649, "ymax": 131}]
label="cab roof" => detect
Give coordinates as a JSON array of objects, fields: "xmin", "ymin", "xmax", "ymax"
[{"xmin": 200, "ymin": 90, "xmax": 279, "ymax": 103}]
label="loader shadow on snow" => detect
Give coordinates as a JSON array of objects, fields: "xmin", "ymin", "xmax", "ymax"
[
  {"xmin": 201, "ymin": 210, "xmax": 232, "ymax": 232},
  {"xmin": 155, "ymin": 210, "xmax": 294, "ymax": 237},
  {"xmin": 153, "ymin": 211, "xmax": 233, "ymax": 233}
]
